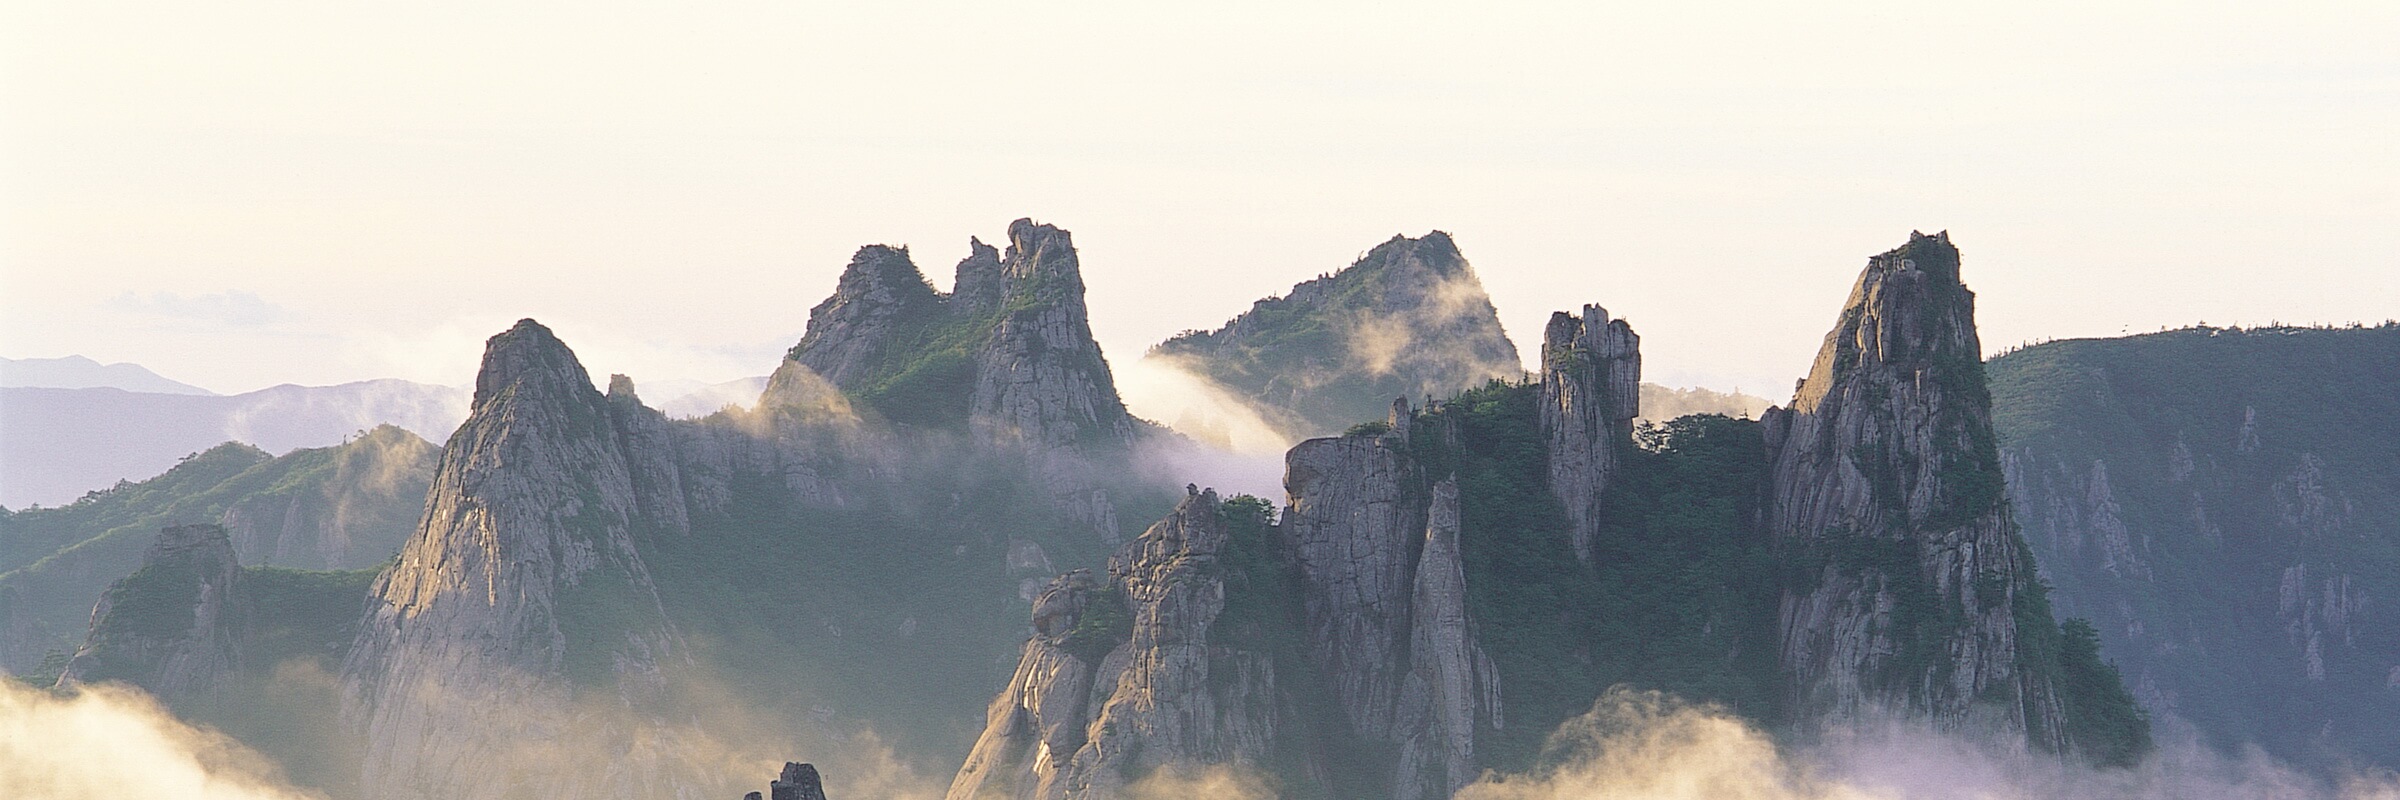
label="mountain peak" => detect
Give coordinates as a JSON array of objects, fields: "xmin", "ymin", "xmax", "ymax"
[
  {"xmin": 473, "ymin": 318, "xmax": 597, "ymax": 407},
  {"xmin": 1789, "ymin": 232, "xmax": 1977, "ymax": 413},
  {"xmin": 999, "ymin": 218, "xmax": 1084, "ymax": 302},
  {"xmin": 1147, "ymin": 229, "xmax": 1520, "ymax": 438}
]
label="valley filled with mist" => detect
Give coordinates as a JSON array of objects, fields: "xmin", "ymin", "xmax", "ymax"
[{"xmin": 4, "ymin": 221, "xmax": 2395, "ymax": 800}]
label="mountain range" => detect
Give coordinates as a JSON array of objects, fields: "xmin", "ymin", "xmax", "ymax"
[{"xmin": 9, "ymin": 220, "xmax": 2392, "ymax": 799}]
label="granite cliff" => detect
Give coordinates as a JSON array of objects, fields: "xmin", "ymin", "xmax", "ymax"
[
  {"xmin": 952, "ymin": 418, "xmax": 1501, "ymax": 800},
  {"xmin": 55, "ymin": 523, "xmax": 249, "ymax": 704},
  {"xmin": 959, "ymin": 231, "xmax": 2149, "ymax": 798},
  {"xmin": 774, "ymin": 218, "xmax": 1145, "ymax": 539},
  {"xmin": 1761, "ymin": 232, "xmax": 2140, "ymax": 761},
  {"xmin": 339, "ymin": 320, "xmax": 692, "ymax": 800}
]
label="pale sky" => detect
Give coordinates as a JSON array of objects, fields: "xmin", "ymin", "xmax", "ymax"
[{"xmin": 4, "ymin": 1, "xmax": 2394, "ymax": 399}]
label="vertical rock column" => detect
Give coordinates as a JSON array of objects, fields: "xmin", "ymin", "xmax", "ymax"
[{"xmin": 1540, "ymin": 304, "xmax": 1641, "ymax": 566}]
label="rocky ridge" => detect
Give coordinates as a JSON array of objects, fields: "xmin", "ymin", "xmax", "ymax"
[
  {"xmin": 1147, "ymin": 231, "xmax": 1523, "ymax": 439},
  {"xmin": 1990, "ymin": 323, "xmax": 2400, "ymax": 768},
  {"xmin": 771, "ymin": 218, "xmax": 1143, "ymax": 539}
]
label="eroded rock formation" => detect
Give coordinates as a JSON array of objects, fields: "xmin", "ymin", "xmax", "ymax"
[
  {"xmin": 1762, "ymin": 231, "xmax": 2068, "ymax": 747},
  {"xmin": 339, "ymin": 320, "xmax": 693, "ymax": 800},
  {"xmin": 1539, "ymin": 304, "xmax": 1641, "ymax": 566}
]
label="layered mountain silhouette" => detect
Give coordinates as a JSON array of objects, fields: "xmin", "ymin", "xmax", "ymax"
[{"xmin": 41, "ymin": 221, "xmax": 2398, "ymax": 799}]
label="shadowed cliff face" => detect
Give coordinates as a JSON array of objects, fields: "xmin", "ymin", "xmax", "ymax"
[
  {"xmin": 1762, "ymin": 232, "xmax": 2069, "ymax": 749},
  {"xmin": 57, "ymin": 524, "xmax": 247, "ymax": 704},
  {"xmin": 1991, "ymin": 324, "xmax": 2400, "ymax": 769},
  {"xmin": 340, "ymin": 319, "xmax": 691, "ymax": 800},
  {"xmin": 1540, "ymin": 304, "xmax": 1641, "ymax": 567}
]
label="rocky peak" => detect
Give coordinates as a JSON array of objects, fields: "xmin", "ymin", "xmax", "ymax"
[
  {"xmin": 952, "ymin": 236, "xmax": 1007, "ymax": 315},
  {"xmin": 606, "ymin": 373, "xmax": 642, "ymax": 404},
  {"xmin": 1764, "ymin": 232, "xmax": 2065, "ymax": 748},
  {"xmin": 55, "ymin": 523, "xmax": 248, "ymax": 704},
  {"xmin": 341, "ymin": 318, "xmax": 688, "ymax": 800},
  {"xmin": 772, "ymin": 762, "xmax": 830, "ymax": 800},
  {"xmin": 947, "ymin": 489, "xmax": 1256, "ymax": 800},
  {"xmin": 474, "ymin": 319, "xmax": 598, "ymax": 406},
  {"xmin": 1540, "ymin": 304, "xmax": 1641, "ymax": 566},
  {"xmin": 788, "ymin": 245, "xmax": 944, "ymax": 389},
  {"xmin": 997, "ymin": 218, "xmax": 1082, "ymax": 299}
]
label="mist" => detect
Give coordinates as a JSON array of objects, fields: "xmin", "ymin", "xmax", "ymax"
[
  {"xmin": 1341, "ymin": 268, "xmax": 1523, "ymax": 389},
  {"xmin": 1118, "ymin": 355, "xmax": 1293, "ymax": 503},
  {"xmin": 1457, "ymin": 689, "xmax": 2400, "ymax": 800},
  {"xmin": 0, "ymin": 680, "xmax": 322, "ymax": 800}
]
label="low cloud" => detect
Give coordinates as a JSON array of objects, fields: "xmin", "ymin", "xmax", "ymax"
[
  {"xmin": 1125, "ymin": 764, "xmax": 1275, "ymax": 800},
  {"xmin": 1460, "ymin": 688, "xmax": 2400, "ymax": 800},
  {"xmin": 1342, "ymin": 269, "xmax": 1523, "ymax": 387},
  {"xmin": 1118, "ymin": 356, "xmax": 1295, "ymax": 457},
  {"xmin": 0, "ymin": 680, "xmax": 323, "ymax": 800}
]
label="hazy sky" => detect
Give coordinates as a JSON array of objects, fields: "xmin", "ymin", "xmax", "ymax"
[{"xmin": 4, "ymin": 2, "xmax": 2393, "ymax": 398}]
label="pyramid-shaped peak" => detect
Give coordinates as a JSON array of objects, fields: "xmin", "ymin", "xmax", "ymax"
[{"xmin": 474, "ymin": 319, "xmax": 599, "ymax": 406}]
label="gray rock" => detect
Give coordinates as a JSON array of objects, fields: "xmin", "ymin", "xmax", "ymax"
[
  {"xmin": 949, "ymin": 491, "xmax": 1274, "ymax": 800},
  {"xmin": 1762, "ymin": 232, "xmax": 2067, "ymax": 748},
  {"xmin": 956, "ymin": 416, "xmax": 1503, "ymax": 800},
  {"xmin": 338, "ymin": 319, "xmax": 694, "ymax": 800},
  {"xmin": 1539, "ymin": 304, "xmax": 1640, "ymax": 566},
  {"xmin": 771, "ymin": 762, "xmax": 830, "ymax": 800}
]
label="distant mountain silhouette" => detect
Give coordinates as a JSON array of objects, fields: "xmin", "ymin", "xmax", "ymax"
[
  {"xmin": 1, "ymin": 355, "xmax": 216, "ymax": 395},
  {"xmin": 1, "ymin": 380, "xmax": 467, "ymax": 508}
]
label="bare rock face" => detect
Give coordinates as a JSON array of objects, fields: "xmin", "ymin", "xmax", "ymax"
[
  {"xmin": 954, "ymin": 411, "xmax": 1502, "ymax": 800},
  {"xmin": 970, "ymin": 220, "xmax": 1139, "ymax": 451},
  {"xmin": 55, "ymin": 523, "xmax": 248, "ymax": 705},
  {"xmin": 1539, "ymin": 304, "xmax": 1641, "ymax": 566},
  {"xmin": 948, "ymin": 489, "xmax": 1277, "ymax": 800},
  {"xmin": 771, "ymin": 219, "xmax": 1142, "ymax": 541},
  {"xmin": 338, "ymin": 319, "xmax": 692, "ymax": 800},
  {"xmin": 786, "ymin": 245, "xmax": 945, "ymax": 390},
  {"xmin": 1282, "ymin": 415, "xmax": 1500, "ymax": 800},
  {"xmin": 771, "ymin": 761, "xmax": 830, "ymax": 800},
  {"xmin": 1762, "ymin": 232, "xmax": 2067, "ymax": 747}
]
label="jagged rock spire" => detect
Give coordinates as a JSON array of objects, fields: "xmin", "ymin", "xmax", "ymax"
[
  {"xmin": 788, "ymin": 247, "xmax": 942, "ymax": 390},
  {"xmin": 1540, "ymin": 304, "xmax": 1640, "ymax": 566},
  {"xmin": 972, "ymin": 219, "xmax": 1138, "ymax": 449},
  {"xmin": 1764, "ymin": 231, "xmax": 2068, "ymax": 748},
  {"xmin": 341, "ymin": 318, "xmax": 690, "ymax": 800}
]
